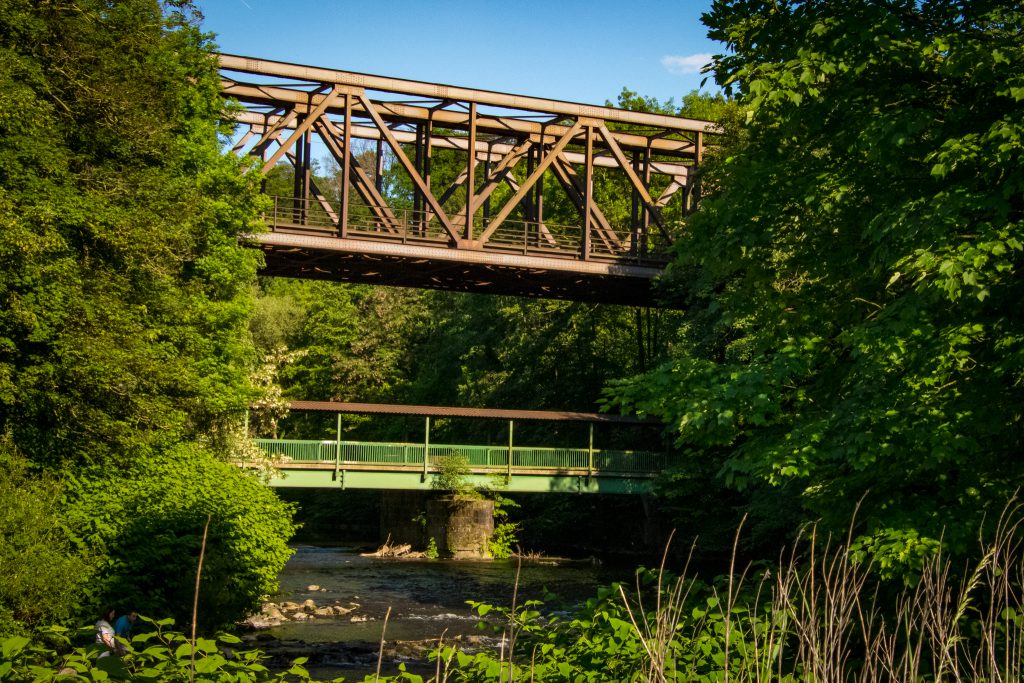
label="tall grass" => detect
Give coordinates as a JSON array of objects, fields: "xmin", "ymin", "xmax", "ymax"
[
  {"xmin": 431, "ymin": 503, "xmax": 1023, "ymax": 682},
  {"xmin": 623, "ymin": 503, "xmax": 1024, "ymax": 682}
]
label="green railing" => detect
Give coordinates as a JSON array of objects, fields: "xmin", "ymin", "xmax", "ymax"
[{"xmin": 254, "ymin": 439, "xmax": 663, "ymax": 475}]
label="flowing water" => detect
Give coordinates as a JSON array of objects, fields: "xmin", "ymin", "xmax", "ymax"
[{"xmin": 254, "ymin": 545, "xmax": 624, "ymax": 679}]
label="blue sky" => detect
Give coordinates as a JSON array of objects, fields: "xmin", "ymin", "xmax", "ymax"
[{"xmin": 197, "ymin": 0, "xmax": 721, "ymax": 108}]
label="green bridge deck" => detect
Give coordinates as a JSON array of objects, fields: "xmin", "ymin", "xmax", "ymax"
[{"xmin": 250, "ymin": 438, "xmax": 663, "ymax": 494}]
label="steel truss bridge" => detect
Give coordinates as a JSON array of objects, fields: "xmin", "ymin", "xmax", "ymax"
[
  {"xmin": 222, "ymin": 55, "xmax": 719, "ymax": 306},
  {"xmin": 245, "ymin": 401, "xmax": 664, "ymax": 494}
]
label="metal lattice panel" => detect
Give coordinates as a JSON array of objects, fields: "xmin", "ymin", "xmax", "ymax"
[{"xmin": 221, "ymin": 54, "xmax": 719, "ymax": 306}]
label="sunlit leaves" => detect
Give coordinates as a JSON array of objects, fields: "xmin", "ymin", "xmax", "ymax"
[{"xmin": 613, "ymin": 0, "xmax": 1024, "ymax": 573}]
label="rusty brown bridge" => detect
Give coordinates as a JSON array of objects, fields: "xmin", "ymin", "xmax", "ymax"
[{"xmin": 222, "ymin": 55, "xmax": 719, "ymax": 306}]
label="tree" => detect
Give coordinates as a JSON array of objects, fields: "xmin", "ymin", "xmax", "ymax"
[
  {"xmin": 0, "ymin": 0, "xmax": 295, "ymax": 628},
  {"xmin": 0, "ymin": 0, "xmax": 265, "ymax": 467},
  {"xmin": 608, "ymin": 0, "xmax": 1024, "ymax": 573}
]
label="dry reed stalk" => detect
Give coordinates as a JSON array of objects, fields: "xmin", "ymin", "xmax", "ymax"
[
  {"xmin": 189, "ymin": 513, "xmax": 212, "ymax": 683},
  {"xmin": 375, "ymin": 605, "xmax": 391, "ymax": 682}
]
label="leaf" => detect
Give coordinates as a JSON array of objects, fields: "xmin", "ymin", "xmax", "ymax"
[
  {"xmin": 194, "ymin": 654, "xmax": 226, "ymax": 673},
  {"xmin": 1, "ymin": 635, "xmax": 30, "ymax": 658}
]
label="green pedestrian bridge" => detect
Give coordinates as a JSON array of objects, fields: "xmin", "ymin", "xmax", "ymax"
[{"xmin": 245, "ymin": 401, "xmax": 666, "ymax": 494}]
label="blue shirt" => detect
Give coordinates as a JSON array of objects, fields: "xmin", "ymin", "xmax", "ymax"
[{"xmin": 114, "ymin": 615, "xmax": 134, "ymax": 637}]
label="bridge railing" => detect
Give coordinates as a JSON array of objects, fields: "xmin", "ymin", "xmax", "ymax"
[
  {"xmin": 262, "ymin": 195, "xmax": 670, "ymax": 265},
  {"xmin": 253, "ymin": 438, "xmax": 663, "ymax": 475}
]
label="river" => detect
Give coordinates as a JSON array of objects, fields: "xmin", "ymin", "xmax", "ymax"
[{"xmin": 249, "ymin": 545, "xmax": 626, "ymax": 679}]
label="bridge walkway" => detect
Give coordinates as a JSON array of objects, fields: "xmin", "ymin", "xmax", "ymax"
[{"xmin": 244, "ymin": 401, "xmax": 665, "ymax": 494}]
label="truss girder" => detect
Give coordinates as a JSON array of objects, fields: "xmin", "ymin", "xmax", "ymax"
[{"xmin": 219, "ymin": 53, "xmax": 718, "ymax": 305}]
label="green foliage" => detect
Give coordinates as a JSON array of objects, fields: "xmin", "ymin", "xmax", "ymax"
[
  {"xmin": 0, "ymin": 439, "xmax": 91, "ymax": 634},
  {"xmin": 608, "ymin": 0, "xmax": 1024, "ymax": 573},
  {"xmin": 487, "ymin": 495, "xmax": 520, "ymax": 560},
  {"xmin": 430, "ymin": 454, "xmax": 479, "ymax": 498},
  {"xmin": 0, "ymin": 618, "xmax": 332, "ymax": 683},
  {"xmin": 432, "ymin": 514, "xmax": 1024, "ymax": 681},
  {"xmin": 0, "ymin": 1, "xmax": 297, "ymax": 635},
  {"xmin": 424, "ymin": 538, "xmax": 439, "ymax": 560},
  {"xmin": 0, "ymin": 0, "xmax": 265, "ymax": 468},
  {"xmin": 62, "ymin": 446, "xmax": 296, "ymax": 629}
]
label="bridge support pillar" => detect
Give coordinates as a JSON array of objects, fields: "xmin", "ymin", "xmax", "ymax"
[
  {"xmin": 427, "ymin": 496, "xmax": 494, "ymax": 560},
  {"xmin": 378, "ymin": 491, "xmax": 494, "ymax": 559}
]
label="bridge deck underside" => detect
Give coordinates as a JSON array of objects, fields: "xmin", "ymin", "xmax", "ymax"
[{"xmin": 257, "ymin": 229, "xmax": 664, "ymax": 305}]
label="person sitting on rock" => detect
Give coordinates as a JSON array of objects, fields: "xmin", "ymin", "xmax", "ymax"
[
  {"xmin": 95, "ymin": 608, "xmax": 116, "ymax": 657},
  {"xmin": 113, "ymin": 610, "xmax": 137, "ymax": 654}
]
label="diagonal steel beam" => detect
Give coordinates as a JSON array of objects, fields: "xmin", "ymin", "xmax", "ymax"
[
  {"xmin": 445, "ymin": 138, "xmax": 533, "ymax": 230},
  {"xmin": 314, "ymin": 119, "xmax": 401, "ymax": 233},
  {"xmin": 261, "ymin": 88, "xmax": 341, "ymax": 174},
  {"xmin": 284, "ymin": 151, "xmax": 339, "ymax": 224},
  {"xmin": 438, "ymin": 168, "xmax": 470, "ymax": 208},
  {"xmin": 656, "ymin": 178, "xmax": 686, "ymax": 208},
  {"xmin": 467, "ymin": 138, "xmax": 532, "ymax": 214},
  {"xmin": 357, "ymin": 93, "xmax": 459, "ymax": 243},
  {"xmin": 497, "ymin": 175, "xmax": 557, "ymax": 246},
  {"xmin": 596, "ymin": 123, "xmax": 669, "ymax": 240},
  {"xmin": 549, "ymin": 155, "xmax": 621, "ymax": 253},
  {"xmin": 232, "ymin": 126, "xmax": 257, "ymax": 154},
  {"xmin": 477, "ymin": 120, "xmax": 583, "ymax": 244},
  {"xmin": 247, "ymin": 108, "xmax": 297, "ymax": 159}
]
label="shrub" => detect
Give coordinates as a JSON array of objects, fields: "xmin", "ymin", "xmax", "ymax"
[
  {"xmin": 0, "ymin": 437, "xmax": 92, "ymax": 633},
  {"xmin": 62, "ymin": 444, "xmax": 296, "ymax": 629}
]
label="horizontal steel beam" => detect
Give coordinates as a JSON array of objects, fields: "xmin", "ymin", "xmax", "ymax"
[
  {"xmin": 222, "ymin": 81, "xmax": 700, "ymax": 158},
  {"xmin": 287, "ymin": 400, "xmax": 659, "ymax": 423},
  {"xmin": 219, "ymin": 53, "xmax": 721, "ymax": 135},
  {"xmin": 255, "ymin": 231, "xmax": 663, "ymax": 278}
]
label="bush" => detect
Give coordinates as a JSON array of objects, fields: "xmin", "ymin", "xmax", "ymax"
[
  {"xmin": 0, "ymin": 618, "xmax": 311, "ymax": 682},
  {"xmin": 435, "ymin": 511, "xmax": 1024, "ymax": 682},
  {"xmin": 62, "ymin": 444, "xmax": 296, "ymax": 629},
  {"xmin": 0, "ymin": 437, "xmax": 92, "ymax": 634}
]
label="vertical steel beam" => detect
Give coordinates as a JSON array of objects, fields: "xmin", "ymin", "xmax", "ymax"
[
  {"xmin": 630, "ymin": 152, "xmax": 641, "ymax": 255},
  {"xmin": 582, "ymin": 125, "xmax": 594, "ymax": 260},
  {"xmin": 642, "ymin": 145, "xmax": 652, "ymax": 252},
  {"xmin": 424, "ymin": 113, "xmax": 434, "ymax": 231},
  {"xmin": 465, "ymin": 102, "xmax": 477, "ymax": 241},
  {"xmin": 536, "ymin": 140, "xmax": 544, "ymax": 228},
  {"xmin": 422, "ymin": 416, "xmax": 431, "ymax": 482},
  {"xmin": 588, "ymin": 423, "xmax": 594, "ymax": 477},
  {"xmin": 507, "ymin": 420, "xmax": 514, "ymax": 481},
  {"xmin": 340, "ymin": 94, "xmax": 351, "ymax": 237},
  {"xmin": 334, "ymin": 412, "xmax": 342, "ymax": 482},
  {"xmin": 292, "ymin": 124, "xmax": 305, "ymax": 224},
  {"xmin": 299, "ymin": 129, "xmax": 311, "ymax": 223},
  {"xmin": 525, "ymin": 144, "xmax": 536, "ymax": 246},
  {"xmin": 375, "ymin": 138, "xmax": 385, "ymax": 194},
  {"xmin": 482, "ymin": 147, "xmax": 491, "ymax": 227},
  {"xmin": 414, "ymin": 122, "xmax": 424, "ymax": 217}
]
